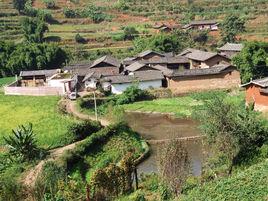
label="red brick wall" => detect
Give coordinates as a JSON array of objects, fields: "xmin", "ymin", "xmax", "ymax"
[
  {"xmin": 168, "ymin": 70, "xmax": 240, "ymax": 94},
  {"xmin": 245, "ymin": 84, "xmax": 268, "ymax": 111}
]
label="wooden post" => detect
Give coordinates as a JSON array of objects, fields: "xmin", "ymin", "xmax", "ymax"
[{"xmin": 134, "ymin": 167, "xmax": 138, "ymax": 190}]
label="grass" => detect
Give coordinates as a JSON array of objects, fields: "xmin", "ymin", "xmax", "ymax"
[
  {"xmin": 0, "ymin": 93, "xmax": 78, "ymax": 149},
  {"xmin": 0, "ymin": 76, "xmax": 15, "ymax": 88},
  {"xmin": 180, "ymin": 159, "xmax": 268, "ymax": 201},
  {"xmin": 122, "ymin": 89, "xmax": 245, "ymax": 118},
  {"xmin": 70, "ymin": 129, "xmax": 144, "ymax": 181}
]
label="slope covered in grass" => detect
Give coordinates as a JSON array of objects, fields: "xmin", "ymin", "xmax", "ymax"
[
  {"xmin": 0, "ymin": 94, "xmax": 78, "ymax": 148},
  {"xmin": 180, "ymin": 159, "xmax": 268, "ymax": 201}
]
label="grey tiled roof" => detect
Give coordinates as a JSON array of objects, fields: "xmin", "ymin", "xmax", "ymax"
[
  {"xmin": 185, "ymin": 50, "xmax": 218, "ymax": 61},
  {"xmin": 20, "ymin": 69, "xmax": 60, "ymax": 77},
  {"xmin": 126, "ymin": 62, "xmax": 148, "ymax": 72},
  {"xmin": 190, "ymin": 20, "xmax": 218, "ymax": 25},
  {"xmin": 167, "ymin": 64, "xmax": 235, "ymax": 78},
  {"xmin": 102, "ymin": 70, "xmax": 164, "ymax": 84},
  {"xmin": 137, "ymin": 50, "xmax": 165, "ymax": 58},
  {"xmin": 218, "ymin": 43, "xmax": 243, "ymax": 52},
  {"xmin": 241, "ymin": 77, "xmax": 268, "ymax": 88},
  {"xmin": 90, "ymin": 55, "xmax": 121, "ymax": 68},
  {"xmin": 125, "ymin": 62, "xmax": 173, "ymax": 75},
  {"xmin": 82, "ymin": 71, "xmax": 102, "ymax": 82}
]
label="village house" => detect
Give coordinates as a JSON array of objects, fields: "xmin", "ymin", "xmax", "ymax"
[
  {"xmin": 153, "ymin": 23, "xmax": 180, "ymax": 33},
  {"xmin": 64, "ymin": 55, "xmax": 122, "ymax": 91},
  {"xmin": 179, "ymin": 48, "xmax": 230, "ymax": 69},
  {"xmin": 165, "ymin": 64, "xmax": 240, "ymax": 94},
  {"xmin": 100, "ymin": 70, "xmax": 164, "ymax": 94},
  {"xmin": 4, "ymin": 69, "xmax": 74, "ymax": 96},
  {"xmin": 217, "ymin": 43, "xmax": 243, "ymax": 58},
  {"xmin": 182, "ymin": 20, "xmax": 218, "ymax": 31},
  {"xmin": 241, "ymin": 77, "xmax": 268, "ymax": 111},
  {"xmin": 123, "ymin": 50, "xmax": 190, "ymax": 70}
]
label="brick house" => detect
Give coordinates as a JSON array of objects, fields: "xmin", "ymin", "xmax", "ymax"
[
  {"xmin": 165, "ymin": 64, "xmax": 240, "ymax": 94},
  {"xmin": 182, "ymin": 20, "xmax": 218, "ymax": 31},
  {"xmin": 179, "ymin": 48, "xmax": 230, "ymax": 69},
  {"xmin": 218, "ymin": 43, "xmax": 243, "ymax": 58},
  {"xmin": 241, "ymin": 77, "xmax": 268, "ymax": 111}
]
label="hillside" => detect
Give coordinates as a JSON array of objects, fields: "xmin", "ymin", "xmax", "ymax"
[
  {"xmin": 180, "ymin": 159, "xmax": 268, "ymax": 201},
  {"xmin": 1, "ymin": 0, "xmax": 268, "ymax": 58}
]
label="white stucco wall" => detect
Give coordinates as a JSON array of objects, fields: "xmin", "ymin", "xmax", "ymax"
[
  {"xmin": 48, "ymin": 79, "xmax": 71, "ymax": 94},
  {"xmin": 85, "ymin": 78, "xmax": 98, "ymax": 89},
  {"xmin": 111, "ymin": 80, "xmax": 162, "ymax": 94}
]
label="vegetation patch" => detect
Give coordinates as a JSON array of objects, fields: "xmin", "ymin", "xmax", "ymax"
[
  {"xmin": 180, "ymin": 159, "xmax": 268, "ymax": 201},
  {"xmin": 0, "ymin": 94, "xmax": 78, "ymax": 148}
]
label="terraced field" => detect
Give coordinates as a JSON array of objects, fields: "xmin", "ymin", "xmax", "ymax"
[{"xmin": 1, "ymin": 0, "xmax": 268, "ymax": 56}]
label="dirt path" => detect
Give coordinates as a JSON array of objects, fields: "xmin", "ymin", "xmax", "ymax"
[
  {"xmin": 22, "ymin": 99, "xmax": 110, "ymax": 188},
  {"xmin": 66, "ymin": 100, "xmax": 110, "ymax": 126}
]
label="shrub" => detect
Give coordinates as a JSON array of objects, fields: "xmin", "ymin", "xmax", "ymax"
[
  {"xmin": 123, "ymin": 26, "xmax": 139, "ymax": 40},
  {"xmin": 4, "ymin": 123, "xmax": 44, "ymax": 161},
  {"xmin": 43, "ymin": 0, "xmax": 56, "ymax": 9},
  {"xmin": 67, "ymin": 120, "xmax": 102, "ymax": 141},
  {"xmin": 63, "ymin": 7, "xmax": 77, "ymax": 18},
  {"xmin": 115, "ymin": 84, "xmax": 151, "ymax": 105},
  {"xmin": 75, "ymin": 33, "xmax": 86, "ymax": 43}
]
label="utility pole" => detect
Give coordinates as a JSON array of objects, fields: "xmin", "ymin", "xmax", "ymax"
[{"xmin": 93, "ymin": 89, "xmax": 98, "ymax": 121}]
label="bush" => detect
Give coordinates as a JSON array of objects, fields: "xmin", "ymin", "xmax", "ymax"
[
  {"xmin": 43, "ymin": 0, "xmax": 56, "ymax": 9},
  {"xmin": 75, "ymin": 33, "xmax": 86, "ymax": 43},
  {"xmin": 115, "ymin": 85, "xmax": 152, "ymax": 105},
  {"xmin": 63, "ymin": 7, "xmax": 77, "ymax": 18},
  {"xmin": 67, "ymin": 120, "xmax": 102, "ymax": 141}
]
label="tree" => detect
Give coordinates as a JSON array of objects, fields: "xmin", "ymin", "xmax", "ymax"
[
  {"xmin": 197, "ymin": 96, "xmax": 268, "ymax": 175},
  {"xmin": 157, "ymin": 140, "xmax": 191, "ymax": 195},
  {"xmin": 13, "ymin": 0, "xmax": 27, "ymax": 13},
  {"xmin": 6, "ymin": 43, "xmax": 69, "ymax": 75},
  {"xmin": 123, "ymin": 26, "xmax": 139, "ymax": 40},
  {"xmin": 75, "ymin": 33, "xmax": 86, "ymax": 43},
  {"xmin": 21, "ymin": 17, "xmax": 48, "ymax": 43},
  {"xmin": 43, "ymin": 0, "xmax": 56, "ymax": 9},
  {"xmin": 220, "ymin": 14, "xmax": 245, "ymax": 43},
  {"xmin": 4, "ymin": 123, "xmax": 41, "ymax": 161},
  {"xmin": 232, "ymin": 41, "xmax": 268, "ymax": 83}
]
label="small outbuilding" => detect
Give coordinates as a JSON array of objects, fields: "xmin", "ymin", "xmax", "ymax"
[
  {"xmin": 217, "ymin": 43, "xmax": 243, "ymax": 58},
  {"xmin": 241, "ymin": 77, "xmax": 268, "ymax": 111}
]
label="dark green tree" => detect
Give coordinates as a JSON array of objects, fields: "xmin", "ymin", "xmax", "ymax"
[
  {"xmin": 21, "ymin": 17, "xmax": 48, "ymax": 43},
  {"xmin": 12, "ymin": 0, "xmax": 27, "ymax": 13},
  {"xmin": 232, "ymin": 41, "xmax": 268, "ymax": 83},
  {"xmin": 4, "ymin": 123, "xmax": 40, "ymax": 161},
  {"xmin": 220, "ymin": 14, "xmax": 245, "ymax": 43},
  {"xmin": 123, "ymin": 26, "xmax": 139, "ymax": 40}
]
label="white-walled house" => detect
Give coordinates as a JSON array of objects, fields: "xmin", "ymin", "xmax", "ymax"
[{"xmin": 101, "ymin": 70, "xmax": 164, "ymax": 94}]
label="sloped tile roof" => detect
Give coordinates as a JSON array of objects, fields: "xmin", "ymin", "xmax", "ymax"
[
  {"xmin": 218, "ymin": 43, "xmax": 243, "ymax": 51},
  {"xmin": 102, "ymin": 70, "xmax": 164, "ymax": 84},
  {"xmin": 167, "ymin": 64, "xmax": 235, "ymax": 78},
  {"xmin": 20, "ymin": 69, "xmax": 60, "ymax": 77},
  {"xmin": 241, "ymin": 77, "xmax": 268, "ymax": 88},
  {"xmin": 90, "ymin": 55, "xmax": 121, "ymax": 68}
]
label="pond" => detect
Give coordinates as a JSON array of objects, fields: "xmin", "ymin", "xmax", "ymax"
[{"xmin": 125, "ymin": 112, "xmax": 204, "ymax": 176}]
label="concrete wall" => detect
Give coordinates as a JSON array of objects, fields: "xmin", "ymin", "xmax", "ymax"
[
  {"xmin": 168, "ymin": 70, "xmax": 241, "ymax": 95},
  {"xmin": 245, "ymin": 84, "xmax": 268, "ymax": 112},
  {"xmin": 111, "ymin": 80, "xmax": 162, "ymax": 94},
  {"xmin": 4, "ymin": 86, "xmax": 64, "ymax": 96}
]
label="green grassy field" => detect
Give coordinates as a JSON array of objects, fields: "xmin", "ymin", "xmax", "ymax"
[
  {"xmin": 0, "ymin": 93, "xmax": 78, "ymax": 148},
  {"xmin": 122, "ymin": 90, "xmax": 245, "ymax": 117}
]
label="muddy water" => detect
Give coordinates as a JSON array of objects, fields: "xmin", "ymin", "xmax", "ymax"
[{"xmin": 125, "ymin": 112, "xmax": 203, "ymax": 176}]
